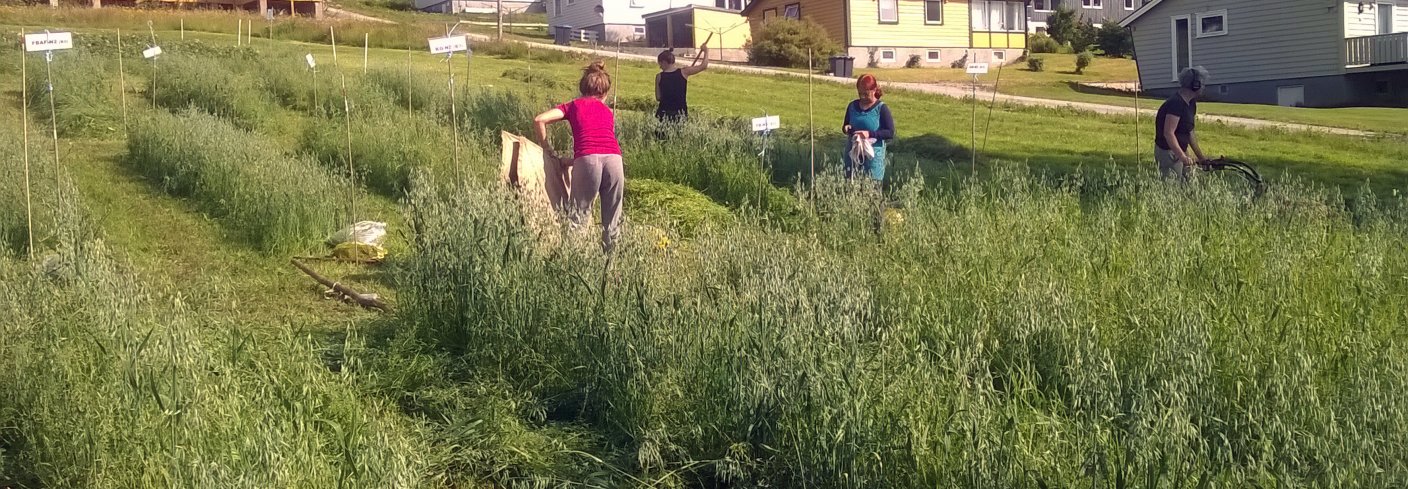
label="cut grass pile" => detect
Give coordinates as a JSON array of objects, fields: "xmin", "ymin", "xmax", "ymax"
[
  {"xmin": 402, "ymin": 170, "xmax": 1408, "ymax": 486},
  {"xmin": 125, "ymin": 109, "xmax": 347, "ymax": 253}
]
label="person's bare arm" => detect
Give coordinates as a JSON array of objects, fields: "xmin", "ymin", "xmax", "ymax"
[
  {"xmin": 533, "ymin": 108, "xmax": 565, "ymax": 157},
  {"xmin": 1188, "ymin": 130, "xmax": 1208, "ymax": 162},
  {"xmin": 682, "ymin": 45, "xmax": 710, "ymax": 77},
  {"xmin": 654, "ymin": 73, "xmax": 662, "ymax": 102},
  {"xmin": 1163, "ymin": 114, "xmax": 1191, "ymax": 164}
]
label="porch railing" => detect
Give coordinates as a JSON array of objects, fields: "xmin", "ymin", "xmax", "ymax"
[{"xmin": 1346, "ymin": 32, "xmax": 1408, "ymax": 67}]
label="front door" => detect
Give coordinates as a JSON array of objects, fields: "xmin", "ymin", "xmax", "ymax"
[
  {"xmin": 1379, "ymin": 3, "xmax": 1395, "ymax": 34},
  {"xmin": 1172, "ymin": 16, "xmax": 1192, "ymax": 80}
]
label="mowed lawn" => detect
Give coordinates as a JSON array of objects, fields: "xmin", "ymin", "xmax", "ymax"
[
  {"xmin": 871, "ymin": 53, "xmax": 1408, "ymax": 135},
  {"xmin": 3, "ymin": 18, "xmax": 1404, "ymax": 193}
]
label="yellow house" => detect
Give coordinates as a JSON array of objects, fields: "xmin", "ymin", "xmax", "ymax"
[
  {"xmin": 643, "ymin": 6, "xmax": 753, "ymax": 63},
  {"xmin": 741, "ymin": 0, "xmax": 1026, "ymax": 67}
]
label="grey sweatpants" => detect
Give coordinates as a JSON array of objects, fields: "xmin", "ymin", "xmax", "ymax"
[
  {"xmin": 570, "ymin": 154, "xmax": 625, "ymax": 252},
  {"xmin": 1154, "ymin": 146, "xmax": 1190, "ymax": 180}
]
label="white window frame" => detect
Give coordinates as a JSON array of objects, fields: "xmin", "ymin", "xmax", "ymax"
[
  {"xmin": 878, "ymin": 0, "xmax": 899, "ymax": 24},
  {"xmin": 1170, "ymin": 14, "xmax": 1192, "ymax": 82},
  {"xmin": 880, "ymin": 49, "xmax": 897, "ymax": 62},
  {"xmin": 926, "ymin": 49, "xmax": 942, "ymax": 61},
  {"xmin": 1195, "ymin": 9, "xmax": 1227, "ymax": 38},
  {"xmin": 1082, "ymin": 0, "xmax": 1102, "ymax": 8},
  {"xmin": 1033, "ymin": 0, "xmax": 1053, "ymax": 12},
  {"xmin": 1124, "ymin": 0, "xmax": 1135, "ymax": 10},
  {"xmin": 924, "ymin": 0, "xmax": 944, "ymax": 25},
  {"xmin": 783, "ymin": 3, "xmax": 800, "ymax": 19}
]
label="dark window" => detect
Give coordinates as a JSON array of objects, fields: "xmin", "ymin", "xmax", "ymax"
[
  {"xmin": 925, "ymin": 0, "xmax": 943, "ymax": 23},
  {"xmin": 783, "ymin": 3, "xmax": 800, "ymax": 19}
]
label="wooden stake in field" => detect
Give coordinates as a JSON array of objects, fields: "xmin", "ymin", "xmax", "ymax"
[
  {"xmin": 307, "ymin": 53, "xmax": 318, "ymax": 115},
  {"xmin": 808, "ymin": 48, "xmax": 815, "ymax": 190},
  {"xmin": 447, "ymin": 51, "xmax": 462, "ymax": 182},
  {"xmin": 148, "ymin": 22, "xmax": 158, "ymax": 109},
  {"xmin": 981, "ymin": 50, "xmax": 1005, "ymax": 155},
  {"xmin": 406, "ymin": 48, "xmax": 413, "ymax": 117},
  {"xmin": 363, "ymin": 33, "xmax": 368, "ymax": 74},
  {"xmin": 42, "ymin": 37, "xmax": 63, "ymax": 199},
  {"xmin": 19, "ymin": 30, "xmax": 34, "ymax": 260},
  {"xmin": 612, "ymin": 42, "xmax": 621, "ymax": 107},
  {"xmin": 117, "ymin": 29, "xmax": 128, "ymax": 133},
  {"xmin": 237, "ymin": 19, "xmax": 242, "ymax": 47},
  {"xmin": 180, "ymin": 18, "xmax": 184, "ymax": 40},
  {"xmin": 331, "ymin": 28, "xmax": 357, "ymax": 223}
]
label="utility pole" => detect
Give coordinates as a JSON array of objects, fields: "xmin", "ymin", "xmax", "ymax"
[{"xmin": 496, "ymin": 0, "xmax": 504, "ymax": 40}]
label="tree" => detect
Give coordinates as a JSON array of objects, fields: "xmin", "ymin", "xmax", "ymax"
[
  {"xmin": 746, "ymin": 18, "xmax": 841, "ymax": 68},
  {"xmin": 1096, "ymin": 22, "xmax": 1134, "ymax": 57},
  {"xmin": 1046, "ymin": 5, "xmax": 1079, "ymax": 45},
  {"xmin": 1069, "ymin": 19, "xmax": 1099, "ymax": 53}
]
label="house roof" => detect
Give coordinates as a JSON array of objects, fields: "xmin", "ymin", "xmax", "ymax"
[
  {"xmin": 1118, "ymin": 0, "xmax": 1166, "ymax": 27},
  {"xmin": 643, "ymin": 4, "xmax": 744, "ymax": 20},
  {"xmin": 739, "ymin": 0, "xmax": 768, "ymax": 17}
]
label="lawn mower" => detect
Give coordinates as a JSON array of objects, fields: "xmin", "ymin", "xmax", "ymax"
[{"xmin": 1196, "ymin": 158, "xmax": 1267, "ymax": 198}]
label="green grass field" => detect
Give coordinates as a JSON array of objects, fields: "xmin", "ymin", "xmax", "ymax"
[{"xmin": 2, "ymin": 10, "xmax": 1408, "ymax": 488}]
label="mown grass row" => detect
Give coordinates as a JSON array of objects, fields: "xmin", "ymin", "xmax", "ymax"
[
  {"xmin": 401, "ymin": 169, "xmax": 1408, "ymax": 487},
  {"xmin": 125, "ymin": 109, "xmax": 348, "ymax": 253},
  {"xmin": 0, "ymin": 231, "xmax": 434, "ymax": 487}
]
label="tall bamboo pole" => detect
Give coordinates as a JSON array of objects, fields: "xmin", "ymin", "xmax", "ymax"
[{"xmin": 20, "ymin": 30, "xmax": 34, "ymax": 260}]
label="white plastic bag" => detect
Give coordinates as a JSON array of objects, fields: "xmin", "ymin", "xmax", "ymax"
[
  {"xmin": 327, "ymin": 221, "xmax": 388, "ymax": 246},
  {"xmin": 848, "ymin": 134, "xmax": 876, "ymax": 165}
]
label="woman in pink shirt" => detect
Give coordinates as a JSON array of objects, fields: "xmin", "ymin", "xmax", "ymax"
[{"xmin": 533, "ymin": 61, "xmax": 625, "ymax": 252}]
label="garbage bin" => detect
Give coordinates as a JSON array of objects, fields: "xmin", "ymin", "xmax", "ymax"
[
  {"xmin": 829, "ymin": 55, "xmax": 855, "ymax": 78},
  {"xmin": 553, "ymin": 25, "xmax": 573, "ymax": 46}
]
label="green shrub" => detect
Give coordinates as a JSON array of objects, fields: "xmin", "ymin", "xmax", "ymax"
[
  {"xmin": 1028, "ymin": 32, "xmax": 1060, "ymax": 54},
  {"xmin": 126, "ymin": 109, "xmax": 347, "ymax": 253},
  {"xmin": 1075, "ymin": 51, "xmax": 1094, "ymax": 74},
  {"xmin": 746, "ymin": 18, "xmax": 841, "ymax": 68},
  {"xmin": 1026, "ymin": 55, "xmax": 1046, "ymax": 72},
  {"xmin": 905, "ymin": 54, "xmax": 923, "ymax": 68},
  {"xmin": 613, "ymin": 95, "xmax": 656, "ymax": 113},
  {"xmin": 1097, "ymin": 22, "xmax": 1134, "ymax": 57}
]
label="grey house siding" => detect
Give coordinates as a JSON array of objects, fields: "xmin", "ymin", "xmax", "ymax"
[
  {"xmin": 1029, "ymin": 0, "xmax": 1143, "ymax": 28},
  {"xmin": 1129, "ymin": 0, "xmax": 1344, "ymax": 92}
]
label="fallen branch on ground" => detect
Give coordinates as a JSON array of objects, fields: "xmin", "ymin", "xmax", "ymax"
[{"xmin": 290, "ymin": 258, "xmax": 392, "ymax": 312}]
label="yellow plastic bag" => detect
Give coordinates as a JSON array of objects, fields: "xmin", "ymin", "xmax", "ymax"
[{"xmin": 331, "ymin": 242, "xmax": 387, "ymax": 264}]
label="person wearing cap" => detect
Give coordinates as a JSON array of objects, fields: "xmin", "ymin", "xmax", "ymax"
[{"xmin": 1154, "ymin": 67, "xmax": 1212, "ymax": 179}]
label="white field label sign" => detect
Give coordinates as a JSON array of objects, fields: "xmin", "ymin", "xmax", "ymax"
[
  {"xmin": 142, "ymin": 46, "xmax": 163, "ymax": 59},
  {"xmin": 966, "ymin": 62, "xmax": 989, "ymax": 75},
  {"xmin": 306, "ymin": 53, "xmax": 316, "ymax": 68},
  {"xmin": 428, "ymin": 35, "xmax": 469, "ymax": 54},
  {"xmin": 751, "ymin": 115, "xmax": 780, "ymax": 132},
  {"xmin": 24, "ymin": 32, "xmax": 73, "ymax": 52}
]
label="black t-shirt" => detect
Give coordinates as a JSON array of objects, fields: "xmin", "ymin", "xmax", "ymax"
[{"xmin": 1154, "ymin": 94, "xmax": 1197, "ymax": 151}]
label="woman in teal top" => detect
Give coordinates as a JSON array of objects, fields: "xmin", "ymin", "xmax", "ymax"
[{"xmin": 842, "ymin": 74, "xmax": 896, "ymax": 181}]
